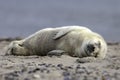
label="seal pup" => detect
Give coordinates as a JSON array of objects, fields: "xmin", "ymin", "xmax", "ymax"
[{"xmin": 5, "ymin": 26, "xmax": 107, "ymax": 62}]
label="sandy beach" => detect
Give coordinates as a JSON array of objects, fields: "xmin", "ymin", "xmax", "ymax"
[{"xmin": 0, "ymin": 38, "xmax": 120, "ymax": 80}]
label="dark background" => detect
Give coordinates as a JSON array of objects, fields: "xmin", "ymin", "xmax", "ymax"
[{"xmin": 0, "ymin": 0, "xmax": 120, "ymax": 42}]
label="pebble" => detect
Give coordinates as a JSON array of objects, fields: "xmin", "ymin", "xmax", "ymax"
[
  {"xmin": 66, "ymin": 66, "xmax": 73, "ymax": 69},
  {"xmin": 45, "ymin": 64, "xmax": 52, "ymax": 67},
  {"xmin": 33, "ymin": 74, "xmax": 40, "ymax": 79},
  {"xmin": 24, "ymin": 78, "xmax": 30, "ymax": 80},
  {"xmin": 57, "ymin": 64, "xmax": 63, "ymax": 67},
  {"xmin": 28, "ymin": 68, "xmax": 40, "ymax": 73},
  {"xmin": 4, "ymin": 72, "xmax": 19, "ymax": 80},
  {"xmin": 51, "ymin": 64, "xmax": 56, "ymax": 67},
  {"xmin": 64, "ymin": 76, "xmax": 71, "ymax": 80},
  {"xmin": 33, "ymin": 68, "xmax": 40, "ymax": 72},
  {"xmin": 38, "ymin": 63, "xmax": 46, "ymax": 66},
  {"xmin": 62, "ymin": 71, "xmax": 70, "ymax": 76}
]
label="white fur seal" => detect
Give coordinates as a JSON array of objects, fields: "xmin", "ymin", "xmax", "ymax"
[{"xmin": 5, "ymin": 26, "xmax": 107, "ymax": 62}]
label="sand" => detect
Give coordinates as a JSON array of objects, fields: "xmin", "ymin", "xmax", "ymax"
[{"xmin": 0, "ymin": 38, "xmax": 120, "ymax": 80}]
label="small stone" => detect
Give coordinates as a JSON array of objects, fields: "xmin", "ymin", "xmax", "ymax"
[
  {"xmin": 57, "ymin": 64, "xmax": 63, "ymax": 67},
  {"xmin": 45, "ymin": 64, "xmax": 51, "ymax": 67},
  {"xmin": 81, "ymin": 67, "xmax": 86, "ymax": 69},
  {"xmin": 76, "ymin": 70, "xmax": 85, "ymax": 74},
  {"xmin": 51, "ymin": 65, "xmax": 56, "ymax": 67},
  {"xmin": 62, "ymin": 71, "xmax": 70, "ymax": 76},
  {"xmin": 38, "ymin": 63, "xmax": 46, "ymax": 66},
  {"xmin": 21, "ymin": 68, "xmax": 27, "ymax": 73},
  {"xmin": 64, "ymin": 76, "xmax": 70, "ymax": 80},
  {"xmin": 34, "ymin": 68, "xmax": 40, "ymax": 72},
  {"xmin": 65, "ymin": 66, "xmax": 73, "ymax": 69},
  {"xmin": 46, "ymin": 70, "xmax": 50, "ymax": 73},
  {"xmin": 24, "ymin": 78, "xmax": 29, "ymax": 80},
  {"xmin": 76, "ymin": 65, "xmax": 81, "ymax": 69},
  {"xmin": 33, "ymin": 74, "xmax": 40, "ymax": 79}
]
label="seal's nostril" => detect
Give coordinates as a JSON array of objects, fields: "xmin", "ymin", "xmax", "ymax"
[{"xmin": 87, "ymin": 44, "xmax": 95, "ymax": 53}]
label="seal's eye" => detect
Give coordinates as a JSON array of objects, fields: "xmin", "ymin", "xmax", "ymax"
[{"xmin": 87, "ymin": 44, "xmax": 95, "ymax": 53}]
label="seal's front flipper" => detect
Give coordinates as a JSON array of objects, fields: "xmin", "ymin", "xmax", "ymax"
[
  {"xmin": 53, "ymin": 27, "xmax": 72, "ymax": 40},
  {"xmin": 53, "ymin": 26, "xmax": 89, "ymax": 40},
  {"xmin": 76, "ymin": 57, "xmax": 97, "ymax": 63},
  {"xmin": 47, "ymin": 50, "xmax": 66, "ymax": 57}
]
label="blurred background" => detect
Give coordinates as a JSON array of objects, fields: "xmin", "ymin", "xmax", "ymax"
[{"xmin": 0, "ymin": 0, "xmax": 120, "ymax": 42}]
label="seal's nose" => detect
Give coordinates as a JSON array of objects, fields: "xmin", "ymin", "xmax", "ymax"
[{"xmin": 87, "ymin": 44, "xmax": 95, "ymax": 53}]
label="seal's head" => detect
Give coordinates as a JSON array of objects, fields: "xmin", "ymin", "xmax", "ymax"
[
  {"xmin": 82, "ymin": 38, "xmax": 102, "ymax": 57},
  {"xmin": 5, "ymin": 40, "xmax": 29, "ymax": 56}
]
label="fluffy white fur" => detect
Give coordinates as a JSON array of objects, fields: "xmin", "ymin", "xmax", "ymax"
[{"xmin": 5, "ymin": 26, "xmax": 107, "ymax": 62}]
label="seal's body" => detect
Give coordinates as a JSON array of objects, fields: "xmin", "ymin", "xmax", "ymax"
[{"xmin": 6, "ymin": 26, "xmax": 107, "ymax": 62}]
